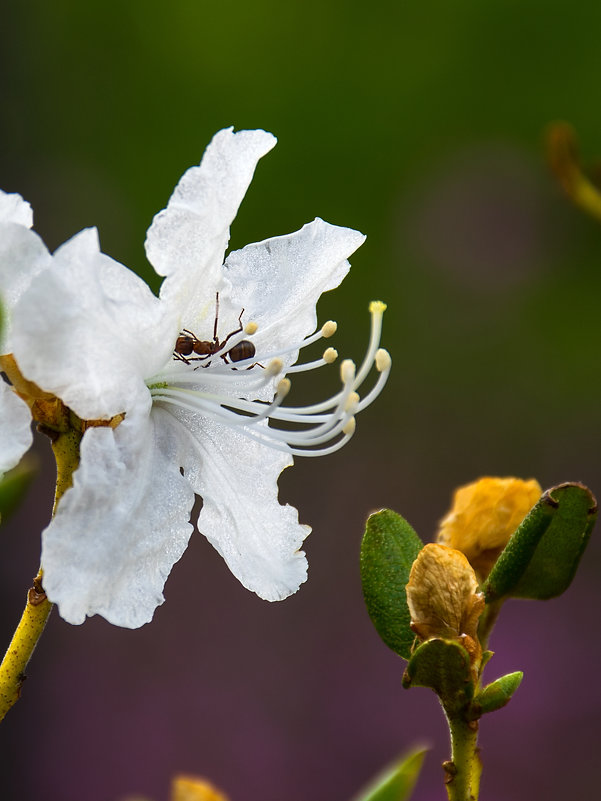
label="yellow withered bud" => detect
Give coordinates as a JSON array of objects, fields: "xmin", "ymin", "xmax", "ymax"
[
  {"xmin": 171, "ymin": 776, "xmax": 230, "ymax": 801},
  {"xmin": 437, "ymin": 476, "xmax": 542, "ymax": 580},
  {"xmin": 406, "ymin": 543, "xmax": 485, "ymax": 666}
]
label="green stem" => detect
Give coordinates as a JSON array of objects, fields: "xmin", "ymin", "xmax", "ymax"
[
  {"xmin": 443, "ymin": 712, "xmax": 481, "ymax": 801},
  {"xmin": 0, "ymin": 426, "xmax": 81, "ymax": 723},
  {"xmin": 477, "ymin": 598, "xmax": 503, "ymax": 654}
]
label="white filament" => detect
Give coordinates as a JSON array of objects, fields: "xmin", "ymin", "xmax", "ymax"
[{"xmin": 148, "ymin": 302, "xmax": 390, "ymax": 457}]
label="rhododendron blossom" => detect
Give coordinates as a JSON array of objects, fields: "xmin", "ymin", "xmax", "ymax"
[{"xmin": 1, "ymin": 128, "xmax": 390, "ymax": 628}]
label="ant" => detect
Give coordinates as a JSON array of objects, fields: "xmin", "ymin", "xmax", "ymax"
[{"xmin": 173, "ymin": 292, "xmax": 257, "ymax": 368}]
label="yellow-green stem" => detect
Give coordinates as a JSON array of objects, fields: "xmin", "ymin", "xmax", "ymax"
[
  {"xmin": 444, "ymin": 713, "xmax": 481, "ymax": 801},
  {"xmin": 0, "ymin": 426, "xmax": 81, "ymax": 722},
  {"xmin": 477, "ymin": 598, "xmax": 503, "ymax": 654},
  {"xmin": 0, "ymin": 575, "xmax": 52, "ymax": 720}
]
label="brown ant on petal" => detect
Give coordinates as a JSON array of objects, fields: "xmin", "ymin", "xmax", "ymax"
[{"xmin": 173, "ymin": 292, "xmax": 258, "ymax": 368}]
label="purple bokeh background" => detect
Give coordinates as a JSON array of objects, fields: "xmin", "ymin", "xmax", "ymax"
[{"xmin": 1, "ymin": 413, "xmax": 599, "ymax": 801}]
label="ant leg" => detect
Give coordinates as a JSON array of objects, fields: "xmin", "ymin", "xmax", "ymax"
[
  {"xmin": 213, "ymin": 292, "xmax": 220, "ymax": 342},
  {"xmin": 217, "ymin": 308, "xmax": 245, "ymax": 352},
  {"xmin": 193, "ymin": 359, "xmax": 214, "ymax": 371}
]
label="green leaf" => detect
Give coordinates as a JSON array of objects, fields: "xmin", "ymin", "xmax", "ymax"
[
  {"xmin": 402, "ymin": 639, "xmax": 474, "ymax": 714},
  {"xmin": 471, "ymin": 671, "xmax": 523, "ymax": 717},
  {"xmin": 0, "ymin": 456, "xmax": 37, "ymax": 524},
  {"xmin": 512, "ymin": 483, "xmax": 596, "ymax": 600},
  {"xmin": 360, "ymin": 509, "xmax": 423, "ymax": 659},
  {"xmin": 481, "ymin": 483, "xmax": 596, "ymax": 602},
  {"xmin": 351, "ymin": 749, "xmax": 427, "ymax": 801},
  {"xmin": 481, "ymin": 491, "xmax": 557, "ymax": 601}
]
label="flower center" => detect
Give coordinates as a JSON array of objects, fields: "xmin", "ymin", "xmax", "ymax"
[{"xmin": 147, "ymin": 301, "xmax": 390, "ymax": 457}]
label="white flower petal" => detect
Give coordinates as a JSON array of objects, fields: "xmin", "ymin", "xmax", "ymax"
[
  {"xmin": 221, "ymin": 218, "xmax": 365, "ymax": 365},
  {"xmin": 0, "ymin": 190, "xmax": 33, "ymax": 227},
  {"xmin": 173, "ymin": 408, "xmax": 309, "ymax": 601},
  {"xmin": 0, "ymin": 380, "xmax": 32, "ymax": 478},
  {"xmin": 41, "ymin": 407, "xmax": 195, "ymax": 628},
  {"xmin": 147, "ymin": 128, "xmax": 276, "ymax": 317},
  {"xmin": 0, "ymin": 223, "xmax": 52, "ymax": 353},
  {"xmin": 12, "ymin": 228, "xmax": 176, "ymax": 420}
]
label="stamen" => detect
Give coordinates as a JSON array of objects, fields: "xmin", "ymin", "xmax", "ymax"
[
  {"xmin": 355, "ymin": 350, "xmax": 392, "ymax": 413},
  {"xmin": 375, "ymin": 348, "xmax": 392, "ymax": 372},
  {"xmin": 286, "ymin": 347, "xmax": 338, "ymax": 374},
  {"xmin": 354, "ymin": 301, "xmax": 387, "ymax": 388},
  {"xmin": 150, "ymin": 302, "xmax": 389, "ymax": 459},
  {"xmin": 345, "ymin": 391, "xmax": 360, "ymax": 412},
  {"xmin": 343, "ymin": 417, "xmax": 356, "ymax": 436},
  {"xmin": 340, "ymin": 358, "xmax": 355, "ymax": 384},
  {"xmin": 265, "ymin": 358, "xmax": 284, "ymax": 377}
]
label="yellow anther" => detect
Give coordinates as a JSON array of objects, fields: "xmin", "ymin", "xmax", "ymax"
[
  {"xmin": 342, "ymin": 417, "xmax": 356, "ymax": 436},
  {"xmin": 244, "ymin": 321, "xmax": 258, "ymax": 335},
  {"xmin": 369, "ymin": 300, "xmax": 387, "ymax": 315},
  {"xmin": 321, "ymin": 320, "xmax": 337, "ymax": 338},
  {"xmin": 375, "ymin": 348, "xmax": 392, "ymax": 372},
  {"xmin": 277, "ymin": 378, "xmax": 291, "ymax": 397},
  {"xmin": 340, "ymin": 358, "xmax": 356, "ymax": 383},
  {"xmin": 323, "ymin": 347, "xmax": 338, "ymax": 364},
  {"xmin": 344, "ymin": 391, "xmax": 360, "ymax": 412},
  {"xmin": 265, "ymin": 358, "xmax": 284, "ymax": 377}
]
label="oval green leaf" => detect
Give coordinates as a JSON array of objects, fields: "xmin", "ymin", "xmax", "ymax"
[
  {"xmin": 402, "ymin": 638, "xmax": 474, "ymax": 714},
  {"xmin": 512, "ymin": 483, "xmax": 596, "ymax": 599},
  {"xmin": 472, "ymin": 671, "xmax": 523, "ymax": 717},
  {"xmin": 481, "ymin": 483, "xmax": 596, "ymax": 602},
  {"xmin": 360, "ymin": 509, "xmax": 423, "ymax": 659}
]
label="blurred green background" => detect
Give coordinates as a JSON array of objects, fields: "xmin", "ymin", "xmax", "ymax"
[{"xmin": 1, "ymin": 2, "xmax": 601, "ymax": 800}]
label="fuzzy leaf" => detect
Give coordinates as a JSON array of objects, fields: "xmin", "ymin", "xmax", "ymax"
[
  {"xmin": 361, "ymin": 509, "xmax": 423, "ymax": 659},
  {"xmin": 351, "ymin": 749, "xmax": 427, "ymax": 801},
  {"xmin": 480, "ymin": 491, "xmax": 556, "ymax": 601},
  {"xmin": 402, "ymin": 638, "xmax": 473, "ymax": 714},
  {"xmin": 512, "ymin": 483, "xmax": 596, "ymax": 599},
  {"xmin": 481, "ymin": 483, "xmax": 596, "ymax": 602},
  {"xmin": 472, "ymin": 671, "xmax": 523, "ymax": 717}
]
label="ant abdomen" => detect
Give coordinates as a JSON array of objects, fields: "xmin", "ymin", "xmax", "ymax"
[{"xmin": 228, "ymin": 340, "xmax": 256, "ymax": 363}]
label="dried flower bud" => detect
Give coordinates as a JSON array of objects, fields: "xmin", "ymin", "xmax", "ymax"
[
  {"xmin": 437, "ymin": 476, "xmax": 542, "ymax": 580},
  {"xmin": 406, "ymin": 543, "xmax": 485, "ymax": 666},
  {"xmin": 171, "ymin": 776, "xmax": 229, "ymax": 801}
]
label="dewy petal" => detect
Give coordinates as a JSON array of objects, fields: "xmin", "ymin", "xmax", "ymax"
[
  {"xmin": 174, "ymin": 408, "xmax": 309, "ymax": 601},
  {"xmin": 0, "ymin": 189, "xmax": 33, "ymax": 227},
  {"xmin": 0, "ymin": 380, "xmax": 32, "ymax": 478},
  {"xmin": 147, "ymin": 127, "xmax": 276, "ymax": 315},
  {"xmin": 12, "ymin": 228, "xmax": 176, "ymax": 420},
  {"xmin": 0, "ymin": 223, "xmax": 52, "ymax": 353},
  {"xmin": 41, "ymin": 407, "xmax": 195, "ymax": 627},
  {"xmin": 218, "ymin": 218, "xmax": 365, "ymax": 367}
]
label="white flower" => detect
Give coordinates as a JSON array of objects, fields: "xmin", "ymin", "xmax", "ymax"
[
  {"xmin": 7, "ymin": 128, "xmax": 391, "ymax": 628},
  {"xmin": 0, "ymin": 189, "xmax": 48, "ymax": 479}
]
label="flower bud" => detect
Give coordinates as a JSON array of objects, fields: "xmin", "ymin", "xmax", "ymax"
[
  {"xmin": 406, "ymin": 543, "xmax": 485, "ymax": 667},
  {"xmin": 437, "ymin": 476, "xmax": 542, "ymax": 580},
  {"xmin": 171, "ymin": 775, "xmax": 230, "ymax": 801}
]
